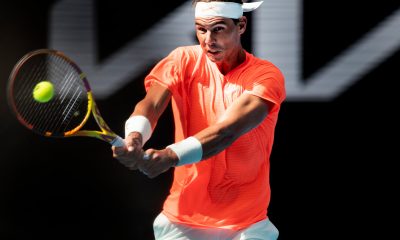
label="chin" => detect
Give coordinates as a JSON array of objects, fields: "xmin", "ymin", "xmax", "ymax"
[{"xmin": 206, "ymin": 53, "xmax": 223, "ymax": 63}]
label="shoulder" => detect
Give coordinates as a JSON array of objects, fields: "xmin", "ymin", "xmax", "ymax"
[
  {"xmin": 249, "ymin": 53, "xmax": 282, "ymax": 71},
  {"xmin": 172, "ymin": 45, "xmax": 202, "ymax": 57},
  {"xmin": 246, "ymin": 53, "xmax": 284, "ymax": 80},
  {"xmin": 243, "ymin": 54, "xmax": 286, "ymax": 104}
]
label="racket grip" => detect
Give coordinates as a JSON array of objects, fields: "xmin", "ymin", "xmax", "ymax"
[
  {"xmin": 111, "ymin": 135, "xmax": 126, "ymax": 147},
  {"xmin": 112, "ymin": 136, "xmax": 149, "ymax": 161}
]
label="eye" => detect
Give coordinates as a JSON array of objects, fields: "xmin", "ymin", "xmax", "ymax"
[
  {"xmin": 212, "ymin": 26, "xmax": 225, "ymax": 33},
  {"xmin": 196, "ymin": 27, "xmax": 207, "ymax": 34}
]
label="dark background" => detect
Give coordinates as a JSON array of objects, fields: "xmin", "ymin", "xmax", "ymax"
[{"xmin": 1, "ymin": 1, "xmax": 398, "ymax": 239}]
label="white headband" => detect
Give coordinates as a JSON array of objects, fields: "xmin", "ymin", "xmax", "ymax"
[{"xmin": 195, "ymin": 1, "xmax": 264, "ymax": 19}]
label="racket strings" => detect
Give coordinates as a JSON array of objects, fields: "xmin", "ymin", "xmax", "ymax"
[
  {"xmin": 14, "ymin": 58, "xmax": 52, "ymax": 128},
  {"xmin": 45, "ymin": 55, "xmax": 86, "ymax": 134},
  {"xmin": 27, "ymin": 57, "xmax": 63, "ymax": 132},
  {"xmin": 11, "ymin": 53, "xmax": 88, "ymax": 136}
]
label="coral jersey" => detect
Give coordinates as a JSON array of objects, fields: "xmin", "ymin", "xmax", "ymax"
[{"xmin": 144, "ymin": 45, "xmax": 286, "ymax": 230}]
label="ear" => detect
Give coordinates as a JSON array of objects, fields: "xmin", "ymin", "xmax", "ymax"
[{"xmin": 238, "ymin": 16, "xmax": 247, "ymax": 34}]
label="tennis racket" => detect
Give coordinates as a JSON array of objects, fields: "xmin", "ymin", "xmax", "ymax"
[{"xmin": 7, "ymin": 49, "xmax": 126, "ymax": 147}]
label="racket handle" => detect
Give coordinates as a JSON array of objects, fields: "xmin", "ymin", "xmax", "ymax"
[
  {"xmin": 112, "ymin": 135, "xmax": 150, "ymax": 161},
  {"xmin": 111, "ymin": 135, "xmax": 126, "ymax": 147}
]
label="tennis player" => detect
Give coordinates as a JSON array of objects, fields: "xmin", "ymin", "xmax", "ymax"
[{"xmin": 113, "ymin": 0, "xmax": 286, "ymax": 239}]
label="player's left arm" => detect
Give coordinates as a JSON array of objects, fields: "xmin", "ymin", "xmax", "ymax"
[
  {"xmin": 140, "ymin": 93, "xmax": 272, "ymax": 178},
  {"xmin": 195, "ymin": 93, "xmax": 272, "ymax": 159}
]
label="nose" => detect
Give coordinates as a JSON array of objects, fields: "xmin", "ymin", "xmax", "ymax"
[{"xmin": 204, "ymin": 30, "xmax": 215, "ymax": 45}]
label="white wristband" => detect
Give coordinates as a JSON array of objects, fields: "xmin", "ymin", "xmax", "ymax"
[
  {"xmin": 125, "ymin": 115, "xmax": 152, "ymax": 146},
  {"xmin": 167, "ymin": 137, "xmax": 203, "ymax": 166}
]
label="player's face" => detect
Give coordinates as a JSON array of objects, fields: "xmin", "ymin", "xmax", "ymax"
[{"xmin": 195, "ymin": 16, "xmax": 245, "ymax": 63}]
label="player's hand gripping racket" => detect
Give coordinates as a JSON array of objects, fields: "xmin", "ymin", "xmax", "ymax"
[{"xmin": 7, "ymin": 49, "xmax": 126, "ymax": 147}]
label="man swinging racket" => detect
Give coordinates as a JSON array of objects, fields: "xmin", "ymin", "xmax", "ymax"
[{"xmin": 113, "ymin": 1, "xmax": 286, "ymax": 239}]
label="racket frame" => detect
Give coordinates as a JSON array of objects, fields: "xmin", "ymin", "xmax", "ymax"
[{"xmin": 7, "ymin": 49, "xmax": 125, "ymax": 147}]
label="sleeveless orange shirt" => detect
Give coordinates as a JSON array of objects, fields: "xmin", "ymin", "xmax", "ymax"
[{"xmin": 144, "ymin": 45, "xmax": 286, "ymax": 230}]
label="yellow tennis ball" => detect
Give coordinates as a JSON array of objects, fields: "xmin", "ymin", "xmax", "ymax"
[{"xmin": 33, "ymin": 81, "xmax": 54, "ymax": 103}]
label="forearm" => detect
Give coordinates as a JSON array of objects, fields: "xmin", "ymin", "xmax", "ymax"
[
  {"xmin": 194, "ymin": 122, "xmax": 239, "ymax": 159},
  {"xmin": 125, "ymin": 82, "xmax": 171, "ymax": 145},
  {"xmin": 168, "ymin": 94, "xmax": 270, "ymax": 165},
  {"xmin": 198, "ymin": 95, "xmax": 270, "ymax": 159},
  {"xmin": 131, "ymin": 85, "xmax": 171, "ymax": 127},
  {"xmin": 131, "ymin": 98, "xmax": 163, "ymax": 129}
]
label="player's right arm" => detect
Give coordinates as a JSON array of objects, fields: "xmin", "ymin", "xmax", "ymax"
[{"xmin": 112, "ymin": 82, "xmax": 172, "ymax": 170}]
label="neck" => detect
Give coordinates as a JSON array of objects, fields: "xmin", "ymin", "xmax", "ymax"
[{"xmin": 216, "ymin": 48, "xmax": 246, "ymax": 75}]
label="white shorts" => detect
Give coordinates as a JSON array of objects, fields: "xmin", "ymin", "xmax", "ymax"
[{"xmin": 153, "ymin": 212, "xmax": 279, "ymax": 240}]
